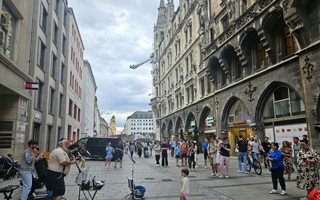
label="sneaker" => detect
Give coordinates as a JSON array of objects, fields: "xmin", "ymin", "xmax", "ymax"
[
  {"xmin": 216, "ymin": 173, "xmax": 219, "ymax": 177},
  {"xmin": 300, "ymin": 197, "xmax": 308, "ymax": 200},
  {"xmin": 244, "ymin": 171, "xmax": 247, "ymax": 174},
  {"xmin": 205, "ymin": 166, "xmax": 207, "ymax": 169},
  {"xmin": 269, "ymin": 189, "xmax": 278, "ymax": 194},
  {"xmin": 237, "ymin": 170, "xmax": 242, "ymax": 173},
  {"xmin": 280, "ymin": 191, "xmax": 287, "ymax": 195},
  {"xmin": 219, "ymin": 175, "xmax": 223, "ymax": 178},
  {"xmin": 210, "ymin": 173, "xmax": 215, "ymax": 176},
  {"xmin": 225, "ymin": 176, "xmax": 229, "ymax": 179}
]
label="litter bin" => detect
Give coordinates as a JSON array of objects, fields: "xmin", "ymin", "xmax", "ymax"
[{"xmin": 134, "ymin": 185, "xmax": 146, "ymax": 198}]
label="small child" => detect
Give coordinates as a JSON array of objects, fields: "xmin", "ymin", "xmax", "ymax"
[
  {"xmin": 180, "ymin": 168, "xmax": 190, "ymax": 200},
  {"xmin": 175, "ymin": 143, "xmax": 181, "ymax": 166}
]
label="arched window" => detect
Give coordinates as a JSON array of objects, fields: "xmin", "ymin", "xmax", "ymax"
[{"xmin": 263, "ymin": 86, "xmax": 305, "ymax": 119}]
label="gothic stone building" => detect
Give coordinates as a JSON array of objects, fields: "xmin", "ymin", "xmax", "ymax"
[{"xmin": 150, "ymin": 0, "xmax": 320, "ymax": 153}]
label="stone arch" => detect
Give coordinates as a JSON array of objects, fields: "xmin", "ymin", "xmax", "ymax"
[
  {"xmin": 220, "ymin": 44, "xmax": 243, "ymax": 82},
  {"xmin": 255, "ymin": 81, "xmax": 306, "ymax": 125},
  {"xmin": 199, "ymin": 106, "xmax": 213, "ymax": 132},
  {"xmin": 175, "ymin": 116, "xmax": 184, "ymax": 138},
  {"xmin": 185, "ymin": 112, "xmax": 196, "ymax": 133},
  {"xmin": 167, "ymin": 119, "xmax": 174, "ymax": 135}
]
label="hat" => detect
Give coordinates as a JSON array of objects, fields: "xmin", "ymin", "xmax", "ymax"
[{"xmin": 58, "ymin": 137, "xmax": 68, "ymax": 143}]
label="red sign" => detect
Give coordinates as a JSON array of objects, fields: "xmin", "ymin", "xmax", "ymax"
[{"xmin": 25, "ymin": 82, "xmax": 39, "ymax": 90}]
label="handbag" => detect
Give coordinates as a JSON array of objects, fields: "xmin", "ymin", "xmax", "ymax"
[{"xmin": 308, "ymin": 186, "xmax": 320, "ymax": 200}]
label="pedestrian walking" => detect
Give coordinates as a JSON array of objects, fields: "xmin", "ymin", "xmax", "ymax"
[
  {"xmin": 202, "ymin": 138, "xmax": 209, "ymax": 169},
  {"xmin": 296, "ymin": 138, "xmax": 319, "ymax": 199},
  {"xmin": 169, "ymin": 138, "xmax": 177, "ymax": 158},
  {"xmin": 161, "ymin": 140, "xmax": 168, "ymax": 166},
  {"xmin": 175, "ymin": 143, "xmax": 181, "ymax": 166},
  {"xmin": 261, "ymin": 137, "xmax": 271, "ymax": 169},
  {"xmin": 188, "ymin": 141, "xmax": 197, "ymax": 171},
  {"xmin": 105, "ymin": 142, "xmax": 115, "ymax": 168},
  {"xmin": 237, "ymin": 135, "xmax": 248, "ymax": 173},
  {"xmin": 180, "ymin": 140, "xmax": 188, "ymax": 167},
  {"xmin": 180, "ymin": 168, "xmax": 190, "ymax": 200},
  {"xmin": 292, "ymin": 137, "xmax": 300, "ymax": 170},
  {"xmin": 154, "ymin": 140, "xmax": 161, "ymax": 166},
  {"xmin": 280, "ymin": 141, "xmax": 294, "ymax": 181},
  {"xmin": 129, "ymin": 140, "xmax": 135, "ymax": 158},
  {"xmin": 267, "ymin": 142, "xmax": 287, "ymax": 195},
  {"xmin": 136, "ymin": 141, "xmax": 143, "ymax": 158},
  {"xmin": 208, "ymin": 137, "xmax": 217, "ymax": 176},
  {"xmin": 219, "ymin": 137, "xmax": 231, "ymax": 178},
  {"xmin": 114, "ymin": 140, "xmax": 124, "ymax": 168},
  {"xmin": 20, "ymin": 140, "xmax": 39, "ymax": 200}
]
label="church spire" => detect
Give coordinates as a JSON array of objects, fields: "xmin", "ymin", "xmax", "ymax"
[{"xmin": 156, "ymin": 0, "xmax": 166, "ymax": 26}]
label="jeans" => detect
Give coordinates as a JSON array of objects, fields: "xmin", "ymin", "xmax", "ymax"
[
  {"xmin": 238, "ymin": 152, "xmax": 248, "ymax": 172},
  {"xmin": 271, "ymin": 166, "xmax": 286, "ymax": 190},
  {"xmin": 20, "ymin": 170, "xmax": 32, "ymax": 200},
  {"xmin": 253, "ymin": 152, "xmax": 260, "ymax": 161}
]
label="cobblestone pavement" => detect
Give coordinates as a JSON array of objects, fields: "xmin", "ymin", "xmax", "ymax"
[{"xmin": 0, "ymin": 152, "xmax": 307, "ymax": 200}]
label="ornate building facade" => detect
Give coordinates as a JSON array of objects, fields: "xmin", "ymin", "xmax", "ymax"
[{"xmin": 151, "ymin": 0, "xmax": 320, "ymax": 153}]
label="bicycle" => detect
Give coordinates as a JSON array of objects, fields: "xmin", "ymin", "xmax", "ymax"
[{"xmin": 247, "ymin": 153, "xmax": 262, "ymax": 175}]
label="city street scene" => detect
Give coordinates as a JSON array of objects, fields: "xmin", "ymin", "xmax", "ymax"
[{"xmin": 0, "ymin": 0, "xmax": 319, "ymax": 200}]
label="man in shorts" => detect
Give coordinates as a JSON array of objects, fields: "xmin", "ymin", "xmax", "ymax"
[
  {"xmin": 208, "ymin": 137, "xmax": 217, "ymax": 176},
  {"xmin": 46, "ymin": 138, "xmax": 76, "ymax": 200},
  {"xmin": 180, "ymin": 140, "xmax": 188, "ymax": 166}
]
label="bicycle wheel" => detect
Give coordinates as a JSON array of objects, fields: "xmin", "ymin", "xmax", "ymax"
[
  {"xmin": 247, "ymin": 157, "xmax": 252, "ymax": 172},
  {"xmin": 253, "ymin": 160, "xmax": 262, "ymax": 175}
]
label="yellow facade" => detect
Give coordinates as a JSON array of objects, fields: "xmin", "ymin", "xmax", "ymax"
[{"xmin": 110, "ymin": 115, "xmax": 116, "ymax": 135}]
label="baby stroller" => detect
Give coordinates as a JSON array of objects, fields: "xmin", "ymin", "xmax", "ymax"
[{"xmin": 0, "ymin": 154, "xmax": 19, "ymax": 180}]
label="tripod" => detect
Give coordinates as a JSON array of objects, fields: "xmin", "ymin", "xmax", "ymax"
[{"xmin": 124, "ymin": 156, "xmax": 136, "ymax": 200}]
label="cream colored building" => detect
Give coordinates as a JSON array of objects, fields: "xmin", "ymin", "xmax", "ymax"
[
  {"xmin": 0, "ymin": 0, "xmax": 34, "ymax": 158},
  {"xmin": 64, "ymin": 8, "xmax": 84, "ymax": 143}
]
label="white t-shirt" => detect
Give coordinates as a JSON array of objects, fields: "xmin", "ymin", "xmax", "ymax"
[{"xmin": 48, "ymin": 147, "xmax": 71, "ymax": 175}]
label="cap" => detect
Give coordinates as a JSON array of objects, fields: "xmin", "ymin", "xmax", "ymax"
[
  {"xmin": 58, "ymin": 137, "xmax": 68, "ymax": 143},
  {"xmin": 193, "ymin": 141, "xmax": 197, "ymax": 143}
]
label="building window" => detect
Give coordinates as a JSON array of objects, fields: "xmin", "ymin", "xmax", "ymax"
[
  {"xmin": 34, "ymin": 79, "xmax": 44, "ymax": 110},
  {"xmin": 60, "ymin": 62, "xmax": 65, "ymax": 85},
  {"xmin": 38, "ymin": 38, "xmax": 46, "ymax": 69},
  {"xmin": 54, "ymin": 0, "xmax": 59, "ymax": 15},
  {"xmin": 207, "ymin": 75, "xmax": 211, "ymax": 94},
  {"xmin": 200, "ymin": 78, "xmax": 205, "ymax": 97},
  {"xmin": 47, "ymin": 125, "xmax": 53, "ymax": 151},
  {"xmin": 53, "ymin": 22, "xmax": 58, "ymax": 46},
  {"xmin": 257, "ymin": 41, "xmax": 268, "ymax": 69},
  {"xmin": 49, "ymin": 87, "xmax": 55, "ymax": 114},
  {"xmin": 51, "ymin": 53, "xmax": 57, "ymax": 79},
  {"xmin": 221, "ymin": 14, "xmax": 229, "ymax": 32},
  {"xmin": 78, "ymin": 108, "xmax": 81, "ymax": 122},
  {"xmin": 1, "ymin": 6, "xmax": 17, "ymax": 59},
  {"xmin": 283, "ymin": 26, "xmax": 297, "ymax": 57},
  {"xmin": 74, "ymin": 104, "xmax": 77, "ymax": 119},
  {"xmin": 59, "ymin": 93, "xmax": 63, "ymax": 117},
  {"xmin": 62, "ymin": 35, "xmax": 66, "ymax": 56},
  {"xmin": 39, "ymin": 3, "xmax": 48, "ymax": 34},
  {"xmin": 68, "ymin": 99, "xmax": 73, "ymax": 116}
]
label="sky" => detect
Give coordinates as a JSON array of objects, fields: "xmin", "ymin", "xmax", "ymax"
[{"xmin": 68, "ymin": 0, "xmax": 179, "ymax": 133}]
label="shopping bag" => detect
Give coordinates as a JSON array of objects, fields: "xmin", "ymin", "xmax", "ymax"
[{"xmin": 307, "ymin": 187, "xmax": 320, "ymax": 200}]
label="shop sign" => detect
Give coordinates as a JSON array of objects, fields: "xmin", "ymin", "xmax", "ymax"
[
  {"xmin": 266, "ymin": 123, "xmax": 307, "ymax": 145},
  {"xmin": 231, "ymin": 120, "xmax": 247, "ymax": 125}
]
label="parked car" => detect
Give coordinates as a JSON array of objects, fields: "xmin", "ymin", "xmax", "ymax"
[{"xmin": 69, "ymin": 137, "xmax": 121, "ymax": 160}]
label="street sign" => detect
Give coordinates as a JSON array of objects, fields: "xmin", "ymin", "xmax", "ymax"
[{"xmin": 25, "ymin": 82, "xmax": 39, "ymax": 90}]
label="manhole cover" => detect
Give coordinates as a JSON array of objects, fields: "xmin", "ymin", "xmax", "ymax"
[
  {"xmin": 145, "ymin": 178, "xmax": 155, "ymax": 180},
  {"xmin": 162, "ymin": 179, "xmax": 173, "ymax": 182}
]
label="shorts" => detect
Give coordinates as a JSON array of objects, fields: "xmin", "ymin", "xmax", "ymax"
[
  {"xmin": 46, "ymin": 170, "xmax": 66, "ymax": 197},
  {"xmin": 114, "ymin": 152, "xmax": 123, "ymax": 160},
  {"xmin": 204, "ymin": 152, "xmax": 208, "ymax": 159},
  {"xmin": 208, "ymin": 156, "xmax": 216, "ymax": 165},
  {"xmin": 175, "ymin": 155, "xmax": 180, "ymax": 159},
  {"xmin": 180, "ymin": 194, "xmax": 190, "ymax": 198},
  {"xmin": 180, "ymin": 153, "xmax": 187, "ymax": 158}
]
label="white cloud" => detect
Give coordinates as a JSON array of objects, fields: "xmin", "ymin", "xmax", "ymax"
[{"xmin": 68, "ymin": 0, "xmax": 180, "ymax": 131}]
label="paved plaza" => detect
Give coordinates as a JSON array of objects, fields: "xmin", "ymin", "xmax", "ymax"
[{"xmin": 0, "ymin": 152, "xmax": 308, "ymax": 200}]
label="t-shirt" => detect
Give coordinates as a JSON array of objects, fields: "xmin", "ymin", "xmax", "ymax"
[
  {"xmin": 161, "ymin": 143, "xmax": 168, "ymax": 152},
  {"xmin": 169, "ymin": 141, "xmax": 176, "ymax": 148},
  {"xmin": 261, "ymin": 141, "xmax": 271, "ymax": 153},
  {"xmin": 220, "ymin": 143, "xmax": 231, "ymax": 157},
  {"xmin": 154, "ymin": 144, "xmax": 161, "ymax": 155},
  {"xmin": 48, "ymin": 147, "xmax": 71, "ymax": 175},
  {"xmin": 207, "ymin": 142, "xmax": 217, "ymax": 157},
  {"xmin": 115, "ymin": 144, "xmax": 123, "ymax": 155},
  {"xmin": 237, "ymin": 140, "xmax": 248, "ymax": 152},
  {"xmin": 180, "ymin": 143, "xmax": 188, "ymax": 154},
  {"xmin": 250, "ymin": 140, "xmax": 261, "ymax": 153},
  {"xmin": 202, "ymin": 142, "xmax": 208, "ymax": 153},
  {"xmin": 175, "ymin": 146, "xmax": 181, "ymax": 155}
]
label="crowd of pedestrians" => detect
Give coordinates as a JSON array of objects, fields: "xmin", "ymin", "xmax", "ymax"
[{"xmin": 123, "ymin": 134, "xmax": 319, "ymax": 200}]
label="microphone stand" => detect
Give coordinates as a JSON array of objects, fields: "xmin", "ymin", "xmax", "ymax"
[{"xmin": 124, "ymin": 156, "xmax": 136, "ymax": 199}]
